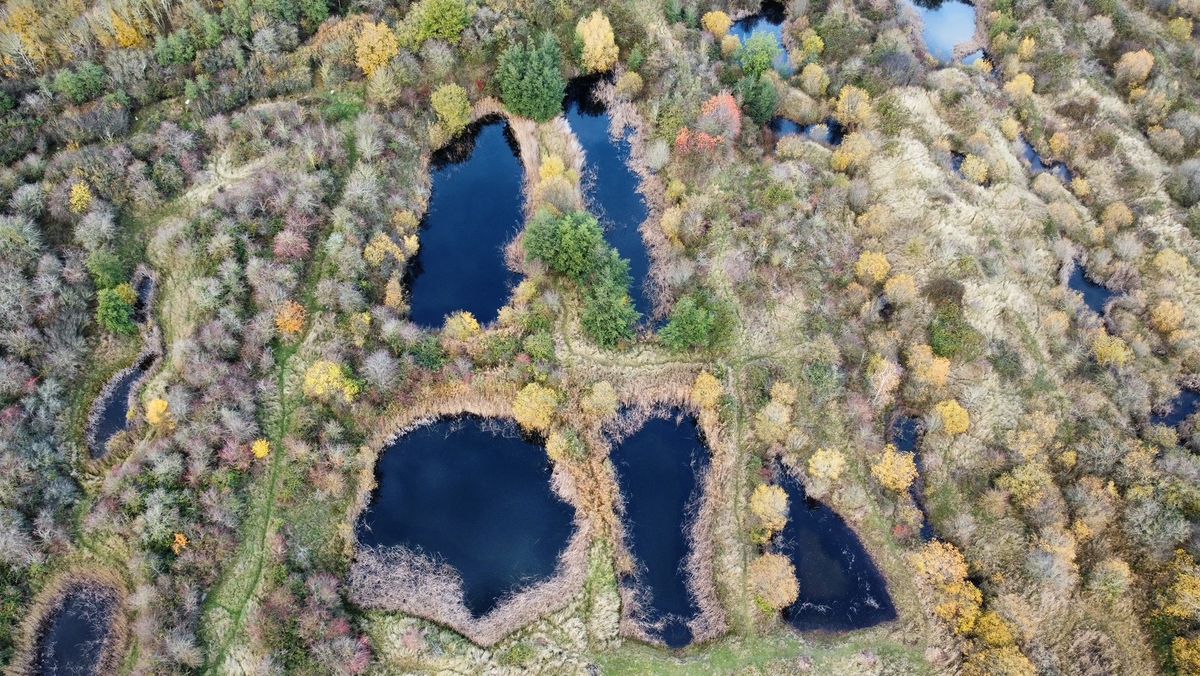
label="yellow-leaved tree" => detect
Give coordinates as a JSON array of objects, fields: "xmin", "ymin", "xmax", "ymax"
[
  {"xmin": 576, "ymin": 10, "xmax": 618, "ymax": 74},
  {"xmin": 935, "ymin": 399, "xmax": 970, "ymax": 435},
  {"xmin": 513, "ymin": 382, "xmax": 559, "ymax": 432},
  {"xmin": 69, "ymin": 182, "xmax": 92, "ymax": 214},
  {"xmin": 443, "ymin": 311, "xmax": 481, "ymax": 341},
  {"xmin": 691, "ymin": 371, "xmax": 722, "ymax": 409},
  {"xmin": 303, "ymin": 360, "xmax": 360, "ymax": 403},
  {"xmin": 356, "ymin": 22, "xmax": 400, "ymax": 78},
  {"xmin": 748, "ymin": 553, "xmax": 799, "ymax": 610},
  {"xmin": 274, "ymin": 300, "xmax": 306, "ymax": 336},
  {"xmin": 146, "ymin": 398, "xmax": 174, "ymax": 430},
  {"xmin": 252, "ymin": 439, "xmax": 271, "ymax": 460},
  {"xmin": 701, "ymin": 11, "xmax": 732, "ymax": 38},
  {"xmin": 749, "ymin": 483, "xmax": 789, "ymax": 536},
  {"xmin": 871, "ymin": 444, "xmax": 917, "ymax": 493}
]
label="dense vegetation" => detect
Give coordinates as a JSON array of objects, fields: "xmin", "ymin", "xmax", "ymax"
[{"xmin": 1, "ymin": 0, "xmax": 1199, "ymax": 672}]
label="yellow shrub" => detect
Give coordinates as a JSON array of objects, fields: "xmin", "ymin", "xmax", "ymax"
[
  {"xmin": 702, "ymin": 11, "xmax": 732, "ymax": 38},
  {"xmin": 854, "ymin": 251, "xmax": 891, "ymax": 284},
  {"xmin": 443, "ymin": 311, "xmax": 481, "ymax": 341},
  {"xmin": 356, "ymin": 22, "xmax": 400, "ymax": 78},
  {"xmin": 884, "ymin": 273, "xmax": 917, "ymax": 304},
  {"xmin": 963, "ymin": 647, "xmax": 1036, "ymax": 676},
  {"xmin": 1168, "ymin": 17, "xmax": 1194, "ymax": 42},
  {"xmin": 909, "ymin": 343, "xmax": 950, "ymax": 388},
  {"xmin": 750, "ymin": 483, "xmax": 789, "ymax": 534},
  {"xmin": 539, "ymin": 154, "xmax": 566, "ymax": 182},
  {"xmin": 913, "ymin": 540, "xmax": 969, "ymax": 586},
  {"xmin": 749, "ymin": 553, "xmax": 799, "ymax": 609},
  {"xmin": 1101, "ymin": 201, "xmax": 1133, "ymax": 230},
  {"xmin": 615, "ymin": 71, "xmax": 644, "ymax": 98},
  {"xmin": 1049, "ymin": 131, "xmax": 1069, "ymax": 157},
  {"xmin": 146, "ymin": 398, "xmax": 174, "ymax": 429},
  {"xmin": 935, "ymin": 399, "xmax": 970, "ymax": 435},
  {"xmin": 1115, "ymin": 49, "xmax": 1154, "ymax": 87},
  {"xmin": 834, "ymin": 85, "xmax": 872, "ymax": 129},
  {"xmin": 582, "ymin": 380, "xmax": 619, "ymax": 419},
  {"xmin": 1071, "ymin": 176, "xmax": 1091, "ymax": 198},
  {"xmin": 1092, "ymin": 329, "xmax": 1132, "ymax": 367},
  {"xmin": 171, "ymin": 532, "xmax": 189, "ymax": 555},
  {"xmin": 974, "ymin": 611, "xmax": 1016, "ymax": 647},
  {"xmin": 576, "ymin": 10, "xmax": 618, "ymax": 73},
  {"xmin": 961, "ymin": 153, "xmax": 989, "ymax": 184},
  {"xmin": 384, "ymin": 274, "xmax": 406, "ymax": 310},
  {"xmin": 252, "ymin": 439, "xmax": 271, "ymax": 460},
  {"xmin": 1004, "ymin": 72, "xmax": 1035, "ymax": 99},
  {"xmin": 801, "ymin": 31, "xmax": 824, "ymax": 58},
  {"xmin": 856, "ymin": 204, "xmax": 892, "ymax": 237},
  {"xmin": 720, "ymin": 34, "xmax": 742, "ymax": 57},
  {"xmin": 303, "ymin": 360, "xmax": 359, "ymax": 403},
  {"xmin": 800, "ymin": 63, "xmax": 829, "ymax": 97},
  {"xmin": 831, "ymin": 132, "xmax": 872, "ymax": 173},
  {"xmin": 1017, "ymin": 36, "xmax": 1036, "ymax": 61},
  {"xmin": 1151, "ymin": 300, "xmax": 1184, "ymax": 334},
  {"xmin": 691, "ymin": 371, "xmax": 722, "ymax": 409},
  {"xmin": 1173, "ymin": 637, "xmax": 1200, "ymax": 676},
  {"xmin": 513, "ymin": 382, "xmax": 558, "ymax": 432},
  {"xmin": 1154, "ymin": 249, "xmax": 1190, "ymax": 277},
  {"xmin": 872, "ymin": 444, "xmax": 917, "ymax": 493},
  {"xmin": 69, "ymin": 182, "xmax": 92, "ymax": 214},
  {"xmin": 808, "ymin": 448, "xmax": 846, "ymax": 482},
  {"xmin": 1000, "ymin": 117, "xmax": 1021, "ymax": 141}
]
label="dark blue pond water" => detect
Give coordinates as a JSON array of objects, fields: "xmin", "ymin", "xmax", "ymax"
[
  {"xmin": 611, "ymin": 415, "xmax": 709, "ymax": 648},
  {"xmin": 133, "ymin": 276, "xmax": 153, "ymax": 323},
  {"xmin": 356, "ymin": 417, "xmax": 574, "ymax": 617},
  {"xmin": 1152, "ymin": 390, "xmax": 1200, "ymax": 429},
  {"xmin": 1068, "ymin": 264, "xmax": 1114, "ymax": 315},
  {"xmin": 1020, "ymin": 138, "xmax": 1072, "ymax": 182},
  {"xmin": 769, "ymin": 117, "xmax": 845, "ymax": 146},
  {"xmin": 730, "ymin": 1, "xmax": 793, "ymax": 76},
  {"xmin": 908, "ymin": 0, "xmax": 977, "ymax": 64},
  {"xmin": 777, "ymin": 466, "xmax": 897, "ymax": 630},
  {"xmin": 91, "ymin": 358, "xmax": 151, "ymax": 459},
  {"xmin": 407, "ymin": 118, "xmax": 525, "ymax": 327},
  {"xmin": 564, "ymin": 77, "xmax": 653, "ymax": 318},
  {"xmin": 891, "ymin": 417, "xmax": 934, "ymax": 541},
  {"xmin": 36, "ymin": 588, "xmax": 117, "ymax": 676}
]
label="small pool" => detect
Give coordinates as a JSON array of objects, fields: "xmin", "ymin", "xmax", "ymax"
[
  {"xmin": 89, "ymin": 357, "xmax": 152, "ymax": 459},
  {"xmin": 769, "ymin": 117, "xmax": 845, "ymax": 146},
  {"xmin": 564, "ymin": 77, "xmax": 653, "ymax": 318},
  {"xmin": 407, "ymin": 118, "xmax": 525, "ymax": 328},
  {"xmin": 1067, "ymin": 264, "xmax": 1114, "ymax": 315},
  {"xmin": 890, "ymin": 417, "xmax": 934, "ymax": 541},
  {"xmin": 907, "ymin": 0, "xmax": 977, "ymax": 64},
  {"xmin": 1020, "ymin": 137, "xmax": 1072, "ymax": 183},
  {"xmin": 730, "ymin": 1, "xmax": 793, "ymax": 76},
  {"xmin": 35, "ymin": 587, "xmax": 118, "ymax": 676},
  {"xmin": 133, "ymin": 276, "xmax": 154, "ymax": 324},
  {"xmin": 777, "ymin": 466, "xmax": 897, "ymax": 630},
  {"xmin": 611, "ymin": 414, "xmax": 709, "ymax": 648},
  {"xmin": 1152, "ymin": 389, "xmax": 1200, "ymax": 429},
  {"xmin": 356, "ymin": 417, "xmax": 575, "ymax": 617}
]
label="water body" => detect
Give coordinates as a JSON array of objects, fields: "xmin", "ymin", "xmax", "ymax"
[
  {"xmin": 133, "ymin": 276, "xmax": 154, "ymax": 323},
  {"xmin": 356, "ymin": 417, "xmax": 574, "ymax": 617},
  {"xmin": 1019, "ymin": 137, "xmax": 1073, "ymax": 182},
  {"xmin": 1152, "ymin": 389, "xmax": 1200, "ymax": 429},
  {"xmin": 611, "ymin": 414, "xmax": 709, "ymax": 648},
  {"xmin": 90, "ymin": 357, "xmax": 152, "ymax": 459},
  {"xmin": 1067, "ymin": 264, "xmax": 1114, "ymax": 315},
  {"xmin": 891, "ymin": 417, "xmax": 934, "ymax": 541},
  {"xmin": 730, "ymin": 1, "xmax": 793, "ymax": 76},
  {"xmin": 777, "ymin": 466, "xmax": 897, "ymax": 630},
  {"xmin": 769, "ymin": 117, "xmax": 846, "ymax": 146},
  {"xmin": 907, "ymin": 0, "xmax": 977, "ymax": 64},
  {"xmin": 564, "ymin": 77, "xmax": 653, "ymax": 318},
  {"xmin": 35, "ymin": 588, "xmax": 118, "ymax": 676},
  {"xmin": 407, "ymin": 118, "xmax": 525, "ymax": 327}
]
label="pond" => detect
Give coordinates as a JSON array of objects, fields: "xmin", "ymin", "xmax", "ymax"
[
  {"xmin": 1067, "ymin": 263, "xmax": 1114, "ymax": 315},
  {"xmin": 1019, "ymin": 137, "xmax": 1072, "ymax": 183},
  {"xmin": 35, "ymin": 587, "xmax": 118, "ymax": 676},
  {"xmin": 356, "ymin": 417, "xmax": 575, "ymax": 618},
  {"xmin": 907, "ymin": 0, "xmax": 977, "ymax": 64},
  {"xmin": 133, "ymin": 276, "xmax": 154, "ymax": 324},
  {"xmin": 1152, "ymin": 389, "xmax": 1200, "ymax": 429},
  {"xmin": 730, "ymin": 1, "xmax": 793, "ymax": 76},
  {"xmin": 564, "ymin": 77, "xmax": 654, "ymax": 318},
  {"xmin": 769, "ymin": 117, "xmax": 846, "ymax": 146},
  {"xmin": 407, "ymin": 117, "xmax": 525, "ymax": 328},
  {"xmin": 777, "ymin": 465, "xmax": 897, "ymax": 631},
  {"xmin": 891, "ymin": 416, "xmax": 934, "ymax": 541},
  {"xmin": 89, "ymin": 356, "xmax": 152, "ymax": 459},
  {"xmin": 610, "ymin": 414, "xmax": 709, "ymax": 648}
]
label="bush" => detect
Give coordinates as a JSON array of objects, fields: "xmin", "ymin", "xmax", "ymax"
[
  {"xmin": 96, "ymin": 284, "xmax": 137, "ymax": 335},
  {"xmin": 407, "ymin": 0, "xmax": 472, "ymax": 45},
  {"xmin": 581, "ymin": 258, "xmax": 638, "ymax": 348},
  {"xmin": 749, "ymin": 553, "xmax": 799, "ymax": 610},
  {"xmin": 929, "ymin": 306, "xmax": 983, "ymax": 360},
  {"xmin": 871, "ymin": 444, "xmax": 917, "ymax": 492},
  {"xmin": 1168, "ymin": 159, "xmax": 1200, "ymax": 207},
  {"xmin": 86, "ymin": 249, "xmax": 126, "ymax": 289},
  {"xmin": 738, "ymin": 32, "xmax": 780, "ymax": 78},
  {"xmin": 52, "ymin": 62, "xmax": 107, "ymax": 104},
  {"xmin": 431, "ymin": 83, "xmax": 471, "ymax": 138},
  {"xmin": 576, "ymin": 10, "xmax": 618, "ymax": 73},
  {"xmin": 736, "ymin": 76, "xmax": 777, "ymax": 126},
  {"xmin": 513, "ymin": 382, "xmax": 558, "ymax": 432},
  {"xmin": 702, "ymin": 11, "xmax": 731, "ymax": 38},
  {"xmin": 659, "ymin": 290, "xmax": 735, "ymax": 352},
  {"xmin": 524, "ymin": 211, "xmax": 606, "ymax": 283},
  {"xmin": 356, "ymin": 22, "xmax": 400, "ymax": 78},
  {"xmin": 498, "ymin": 34, "xmax": 566, "ymax": 122}
]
